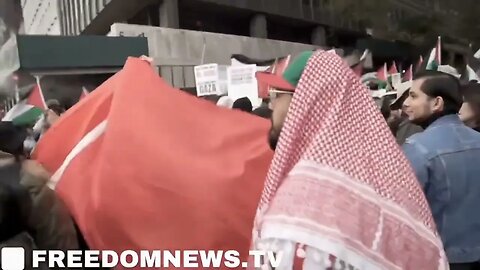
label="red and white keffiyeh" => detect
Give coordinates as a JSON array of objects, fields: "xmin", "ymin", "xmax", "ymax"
[{"xmin": 252, "ymin": 51, "xmax": 447, "ymax": 269}]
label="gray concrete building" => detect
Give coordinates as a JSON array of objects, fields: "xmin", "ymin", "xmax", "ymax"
[{"xmin": 20, "ymin": 0, "xmax": 468, "ymax": 89}]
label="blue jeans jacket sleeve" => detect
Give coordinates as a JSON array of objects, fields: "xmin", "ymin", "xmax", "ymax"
[{"xmin": 402, "ymin": 141, "xmax": 429, "ymax": 191}]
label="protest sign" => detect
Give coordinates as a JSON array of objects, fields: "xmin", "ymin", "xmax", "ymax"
[
  {"xmin": 194, "ymin": 64, "xmax": 228, "ymax": 96},
  {"xmin": 227, "ymin": 64, "xmax": 261, "ymax": 107}
]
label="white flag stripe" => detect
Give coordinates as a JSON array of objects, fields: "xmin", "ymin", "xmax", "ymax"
[{"xmin": 49, "ymin": 120, "xmax": 108, "ymax": 190}]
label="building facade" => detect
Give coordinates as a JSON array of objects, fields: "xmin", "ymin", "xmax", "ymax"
[
  {"xmin": 20, "ymin": 0, "xmax": 469, "ymax": 88},
  {"xmin": 21, "ymin": 0, "xmax": 462, "ymax": 46}
]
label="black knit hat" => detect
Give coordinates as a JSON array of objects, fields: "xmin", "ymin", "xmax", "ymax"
[{"xmin": 0, "ymin": 122, "xmax": 27, "ymax": 156}]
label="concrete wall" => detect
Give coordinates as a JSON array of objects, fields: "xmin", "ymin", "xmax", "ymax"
[{"xmin": 109, "ymin": 23, "xmax": 320, "ymax": 88}]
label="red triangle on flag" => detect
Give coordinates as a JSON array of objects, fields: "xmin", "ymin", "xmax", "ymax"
[
  {"xmin": 388, "ymin": 61, "xmax": 398, "ymax": 75},
  {"xmin": 377, "ymin": 63, "xmax": 388, "ymax": 81},
  {"xmin": 403, "ymin": 65, "xmax": 413, "ymax": 81},
  {"xmin": 27, "ymin": 84, "xmax": 47, "ymax": 110}
]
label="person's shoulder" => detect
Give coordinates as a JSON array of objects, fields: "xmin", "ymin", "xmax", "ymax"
[
  {"xmin": 403, "ymin": 131, "xmax": 437, "ymax": 158},
  {"xmin": 404, "ymin": 130, "xmax": 428, "ymax": 146}
]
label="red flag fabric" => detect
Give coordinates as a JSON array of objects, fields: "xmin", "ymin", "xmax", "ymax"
[
  {"xmin": 404, "ymin": 64, "xmax": 413, "ymax": 82},
  {"xmin": 388, "ymin": 61, "xmax": 398, "ymax": 75},
  {"xmin": 257, "ymin": 56, "xmax": 291, "ymax": 98},
  {"xmin": 416, "ymin": 55, "xmax": 424, "ymax": 73},
  {"xmin": 28, "ymin": 83, "xmax": 47, "ymax": 110},
  {"xmin": 33, "ymin": 58, "xmax": 273, "ymax": 265},
  {"xmin": 376, "ymin": 63, "xmax": 388, "ymax": 81}
]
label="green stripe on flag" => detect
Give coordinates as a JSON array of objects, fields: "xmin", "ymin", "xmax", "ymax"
[
  {"xmin": 12, "ymin": 107, "xmax": 44, "ymax": 126},
  {"xmin": 427, "ymin": 61, "xmax": 439, "ymax": 71}
]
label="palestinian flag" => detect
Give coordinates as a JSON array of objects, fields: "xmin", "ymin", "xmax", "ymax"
[
  {"xmin": 415, "ymin": 55, "xmax": 424, "ymax": 73},
  {"xmin": 260, "ymin": 56, "xmax": 291, "ymax": 98},
  {"xmin": 403, "ymin": 64, "xmax": 413, "ymax": 82},
  {"xmin": 377, "ymin": 63, "xmax": 388, "ymax": 82},
  {"xmin": 388, "ymin": 61, "xmax": 398, "ymax": 75},
  {"xmin": 352, "ymin": 49, "xmax": 370, "ymax": 76},
  {"xmin": 2, "ymin": 79, "xmax": 47, "ymax": 126},
  {"xmin": 33, "ymin": 57, "xmax": 273, "ymax": 262},
  {"xmin": 426, "ymin": 36, "xmax": 442, "ymax": 71},
  {"xmin": 374, "ymin": 63, "xmax": 389, "ymax": 89}
]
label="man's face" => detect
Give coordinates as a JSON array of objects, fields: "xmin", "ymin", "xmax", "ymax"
[
  {"xmin": 268, "ymin": 92, "xmax": 293, "ymax": 150},
  {"xmin": 403, "ymin": 78, "xmax": 441, "ymax": 124}
]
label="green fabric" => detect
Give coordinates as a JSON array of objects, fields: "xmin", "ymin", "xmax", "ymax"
[
  {"xmin": 12, "ymin": 107, "xmax": 43, "ymax": 127},
  {"xmin": 426, "ymin": 60, "xmax": 439, "ymax": 71},
  {"xmin": 282, "ymin": 51, "xmax": 314, "ymax": 88},
  {"xmin": 17, "ymin": 35, "xmax": 149, "ymax": 71}
]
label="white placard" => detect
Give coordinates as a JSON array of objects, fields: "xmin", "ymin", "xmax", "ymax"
[
  {"xmin": 194, "ymin": 64, "xmax": 219, "ymax": 96},
  {"xmin": 227, "ymin": 65, "xmax": 261, "ymax": 107}
]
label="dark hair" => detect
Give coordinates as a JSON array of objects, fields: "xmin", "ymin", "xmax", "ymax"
[
  {"xmin": 0, "ymin": 179, "xmax": 32, "ymax": 241},
  {"xmin": 0, "ymin": 122, "xmax": 27, "ymax": 158},
  {"xmin": 252, "ymin": 106, "xmax": 272, "ymax": 119},
  {"xmin": 380, "ymin": 95, "xmax": 396, "ymax": 120},
  {"xmin": 48, "ymin": 104, "xmax": 66, "ymax": 116},
  {"xmin": 232, "ymin": 97, "xmax": 253, "ymax": 113},
  {"xmin": 462, "ymin": 82, "xmax": 480, "ymax": 121},
  {"xmin": 414, "ymin": 70, "xmax": 463, "ymax": 114}
]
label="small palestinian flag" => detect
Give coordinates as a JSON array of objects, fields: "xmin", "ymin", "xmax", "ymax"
[
  {"xmin": 403, "ymin": 65, "xmax": 413, "ymax": 82},
  {"xmin": 426, "ymin": 36, "xmax": 442, "ymax": 71},
  {"xmin": 388, "ymin": 61, "xmax": 398, "ymax": 75},
  {"xmin": 2, "ymin": 77, "xmax": 47, "ymax": 126}
]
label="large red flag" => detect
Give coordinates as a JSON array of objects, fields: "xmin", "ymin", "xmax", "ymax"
[{"xmin": 34, "ymin": 58, "xmax": 273, "ymax": 267}]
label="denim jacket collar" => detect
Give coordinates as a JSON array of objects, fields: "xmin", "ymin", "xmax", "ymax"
[{"xmin": 427, "ymin": 114, "xmax": 462, "ymax": 130}]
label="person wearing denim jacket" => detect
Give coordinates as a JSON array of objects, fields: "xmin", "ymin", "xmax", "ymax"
[{"xmin": 403, "ymin": 70, "xmax": 480, "ymax": 270}]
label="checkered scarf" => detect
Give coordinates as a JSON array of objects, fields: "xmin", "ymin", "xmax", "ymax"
[{"xmin": 252, "ymin": 51, "xmax": 447, "ymax": 269}]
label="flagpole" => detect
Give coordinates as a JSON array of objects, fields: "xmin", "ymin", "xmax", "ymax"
[
  {"xmin": 14, "ymin": 83, "xmax": 19, "ymax": 104},
  {"xmin": 34, "ymin": 75, "xmax": 48, "ymax": 110},
  {"xmin": 200, "ymin": 35, "xmax": 207, "ymax": 65}
]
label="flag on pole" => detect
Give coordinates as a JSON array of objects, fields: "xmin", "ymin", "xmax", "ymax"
[
  {"xmin": 403, "ymin": 64, "xmax": 413, "ymax": 82},
  {"xmin": 426, "ymin": 36, "xmax": 442, "ymax": 70},
  {"xmin": 415, "ymin": 55, "xmax": 424, "ymax": 73},
  {"xmin": 388, "ymin": 61, "xmax": 398, "ymax": 75},
  {"xmin": 376, "ymin": 63, "xmax": 388, "ymax": 82},
  {"xmin": 352, "ymin": 49, "xmax": 370, "ymax": 76},
  {"xmin": 258, "ymin": 55, "xmax": 291, "ymax": 98},
  {"xmin": 79, "ymin": 87, "xmax": 89, "ymax": 101},
  {"xmin": 2, "ymin": 77, "xmax": 47, "ymax": 126},
  {"xmin": 33, "ymin": 57, "xmax": 273, "ymax": 260}
]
